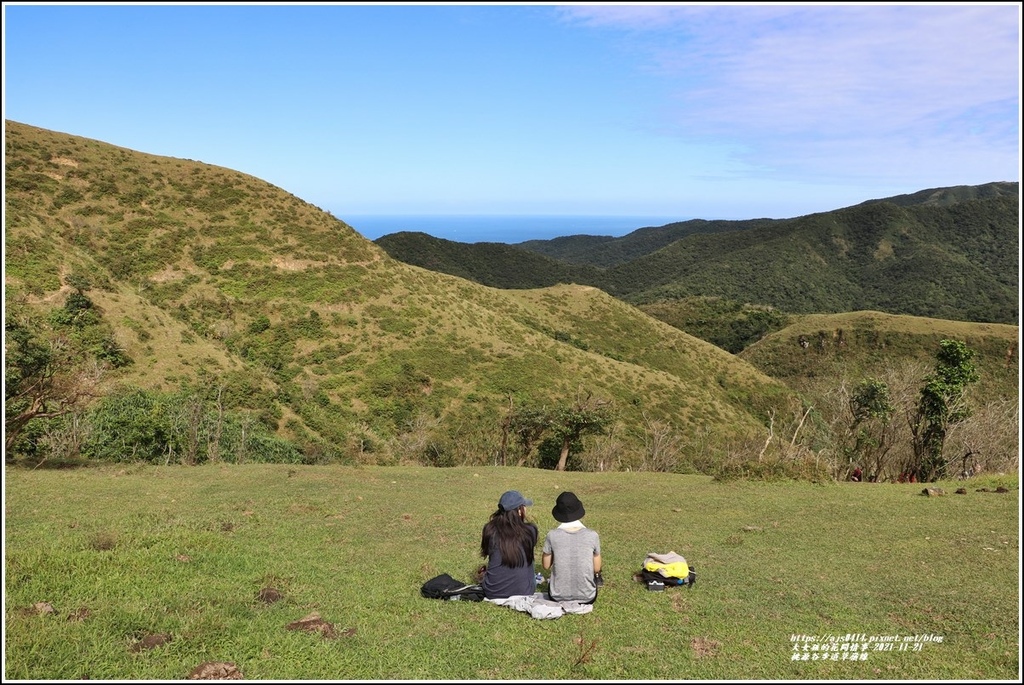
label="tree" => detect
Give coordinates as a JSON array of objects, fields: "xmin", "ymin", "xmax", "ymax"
[
  {"xmin": 4, "ymin": 317, "xmax": 101, "ymax": 457},
  {"xmin": 846, "ymin": 378, "xmax": 896, "ymax": 480},
  {"xmin": 548, "ymin": 389, "xmax": 613, "ymax": 472},
  {"xmin": 498, "ymin": 389, "xmax": 614, "ymax": 471},
  {"xmin": 500, "ymin": 398, "xmax": 550, "ymax": 467},
  {"xmin": 909, "ymin": 339, "xmax": 979, "ymax": 482},
  {"xmin": 640, "ymin": 411, "xmax": 685, "ymax": 472}
]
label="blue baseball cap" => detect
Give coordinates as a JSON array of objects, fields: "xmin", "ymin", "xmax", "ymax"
[{"xmin": 498, "ymin": 490, "xmax": 533, "ymax": 511}]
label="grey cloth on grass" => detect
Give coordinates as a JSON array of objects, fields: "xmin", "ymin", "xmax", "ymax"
[{"xmin": 485, "ymin": 593, "xmax": 593, "ymax": 619}]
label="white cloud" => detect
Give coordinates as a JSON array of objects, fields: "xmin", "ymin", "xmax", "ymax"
[{"xmin": 558, "ymin": 4, "xmax": 1021, "ymax": 183}]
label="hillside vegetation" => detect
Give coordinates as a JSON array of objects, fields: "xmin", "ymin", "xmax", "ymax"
[
  {"xmin": 515, "ymin": 217, "xmax": 780, "ymax": 268},
  {"xmin": 5, "ymin": 120, "xmax": 1017, "ymax": 483},
  {"xmin": 738, "ymin": 311, "xmax": 1019, "ymax": 481},
  {"xmin": 370, "ymin": 181, "xmax": 1019, "ymax": 483},
  {"xmin": 4, "ymin": 120, "xmax": 797, "ymax": 472},
  {"xmin": 606, "ymin": 196, "xmax": 1018, "ymax": 325},
  {"xmin": 374, "ymin": 231, "xmax": 602, "ymax": 289},
  {"xmin": 741, "ymin": 310, "xmax": 1018, "ymax": 396},
  {"xmin": 375, "ymin": 183, "xmax": 1019, "ymax": 326}
]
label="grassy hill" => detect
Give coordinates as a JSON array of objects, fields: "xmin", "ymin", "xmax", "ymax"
[
  {"xmin": 740, "ymin": 310, "xmax": 1018, "ymax": 394},
  {"xmin": 737, "ymin": 311, "xmax": 1019, "ymax": 481},
  {"xmin": 3, "ymin": 120, "xmax": 797, "ymax": 470}
]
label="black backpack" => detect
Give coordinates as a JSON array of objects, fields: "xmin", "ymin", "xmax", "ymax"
[{"xmin": 420, "ymin": 573, "xmax": 485, "ymax": 602}]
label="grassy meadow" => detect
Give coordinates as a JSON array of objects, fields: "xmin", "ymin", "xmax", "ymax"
[{"xmin": 3, "ymin": 464, "xmax": 1020, "ymax": 681}]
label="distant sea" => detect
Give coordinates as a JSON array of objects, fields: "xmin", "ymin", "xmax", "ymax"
[{"xmin": 342, "ymin": 214, "xmax": 684, "ymax": 244}]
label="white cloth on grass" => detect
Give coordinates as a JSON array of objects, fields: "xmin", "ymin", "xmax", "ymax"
[{"xmin": 485, "ymin": 593, "xmax": 593, "ymax": 620}]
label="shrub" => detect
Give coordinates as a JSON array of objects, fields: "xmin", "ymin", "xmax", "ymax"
[
  {"xmin": 51, "ymin": 187, "xmax": 84, "ymax": 209},
  {"xmin": 82, "ymin": 387, "xmax": 173, "ymax": 463}
]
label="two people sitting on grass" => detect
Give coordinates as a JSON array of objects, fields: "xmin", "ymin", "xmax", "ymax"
[{"xmin": 479, "ymin": 489, "xmax": 602, "ymax": 604}]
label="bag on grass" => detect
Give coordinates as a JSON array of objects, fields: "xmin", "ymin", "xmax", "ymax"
[
  {"xmin": 639, "ymin": 551, "xmax": 696, "ymax": 588},
  {"xmin": 420, "ymin": 573, "xmax": 485, "ymax": 602},
  {"xmin": 639, "ymin": 567, "xmax": 696, "ymax": 587}
]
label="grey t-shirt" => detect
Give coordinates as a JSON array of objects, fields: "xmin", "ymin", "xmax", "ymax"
[{"xmin": 543, "ymin": 526, "xmax": 600, "ymax": 602}]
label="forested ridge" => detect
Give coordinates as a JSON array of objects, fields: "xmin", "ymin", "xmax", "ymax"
[{"xmin": 376, "ymin": 182, "xmax": 1019, "ymax": 327}]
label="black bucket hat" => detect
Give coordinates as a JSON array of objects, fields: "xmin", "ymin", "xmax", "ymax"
[{"xmin": 552, "ymin": 491, "xmax": 585, "ymax": 523}]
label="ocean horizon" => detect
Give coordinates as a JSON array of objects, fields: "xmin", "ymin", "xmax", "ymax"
[{"xmin": 340, "ymin": 214, "xmax": 685, "ymax": 244}]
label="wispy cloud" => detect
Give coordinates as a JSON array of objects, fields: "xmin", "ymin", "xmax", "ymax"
[{"xmin": 558, "ymin": 4, "xmax": 1020, "ymax": 183}]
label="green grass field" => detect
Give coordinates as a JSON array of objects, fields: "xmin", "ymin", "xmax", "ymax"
[{"xmin": 4, "ymin": 464, "xmax": 1019, "ymax": 681}]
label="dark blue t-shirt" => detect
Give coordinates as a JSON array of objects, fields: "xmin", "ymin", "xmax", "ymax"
[{"xmin": 482, "ymin": 523, "xmax": 538, "ymax": 599}]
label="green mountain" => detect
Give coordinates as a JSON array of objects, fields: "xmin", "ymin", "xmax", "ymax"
[
  {"xmin": 515, "ymin": 218, "xmax": 780, "ymax": 267},
  {"xmin": 512, "ymin": 182, "xmax": 1018, "ymax": 269},
  {"xmin": 373, "ymin": 231, "xmax": 602, "ymax": 289},
  {"xmin": 374, "ymin": 183, "xmax": 1019, "ymax": 326},
  {"xmin": 3, "ymin": 120, "xmax": 799, "ymax": 469},
  {"xmin": 855, "ymin": 181, "xmax": 1019, "ymax": 207},
  {"xmin": 605, "ymin": 194, "xmax": 1018, "ymax": 323}
]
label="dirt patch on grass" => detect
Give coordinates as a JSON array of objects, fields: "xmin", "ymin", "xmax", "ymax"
[
  {"xmin": 257, "ymin": 587, "xmax": 284, "ymax": 604},
  {"xmin": 691, "ymin": 637, "xmax": 721, "ymax": 658},
  {"xmin": 67, "ymin": 607, "xmax": 91, "ymax": 622},
  {"xmin": 286, "ymin": 612, "xmax": 338, "ymax": 639},
  {"xmin": 16, "ymin": 601, "xmax": 55, "ymax": 617},
  {"xmin": 188, "ymin": 662, "xmax": 243, "ymax": 679},
  {"xmin": 130, "ymin": 633, "xmax": 171, "ymax": 652}
]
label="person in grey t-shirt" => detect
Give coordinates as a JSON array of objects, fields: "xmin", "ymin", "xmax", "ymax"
[{"xmin": 541, "ymin": 491, "xmax": 602, "ymax": 604}]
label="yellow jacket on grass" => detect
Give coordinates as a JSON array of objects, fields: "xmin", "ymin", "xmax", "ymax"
[{"xmin": 644, "ymin": 551, "xmax": 689, "ymax": 579}]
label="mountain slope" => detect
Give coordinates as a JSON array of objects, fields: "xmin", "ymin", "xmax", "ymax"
[
  {"xmin": 605, "ymin": 196, "xmax": 1018, "ymax": 325},
  {"xmin": 374, "ymin": 183, "xmax": 1018, "ymax": 326},
  {"xmin": 374, "ymin": 231, "xmax": 602, "ymax": 289},
  {"xmin": 856, "ymin": 181, "xmax": 1019, "ymax": 208},
  {"xmin": 4, "ymin": 119, "xmax": 797, "ymax": 467},
  {"xmin": 515, "ymin": 217, "xmax": 779, "ymax": 267}
]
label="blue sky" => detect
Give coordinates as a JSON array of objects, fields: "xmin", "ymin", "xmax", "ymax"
[{"xmin": 3, "ymin": 2, "xmax": 1021, "ymax": 223}]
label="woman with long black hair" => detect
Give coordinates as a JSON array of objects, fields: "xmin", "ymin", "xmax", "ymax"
[{"xmin": 479, "ymin": 490, "xmax": 538, "ymax": 599}]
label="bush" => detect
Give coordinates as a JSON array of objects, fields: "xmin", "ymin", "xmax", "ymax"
[
  {"xmin": 52, "ymin": 187, "xmax": 84, "ymax": 209},
  {"xmin": 80, "ymin": 385, "xmax": 303, "ymax": 465},
  {"xmin": 83, "ymin": 387, "xmax": 172, "ymax": 463}
]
